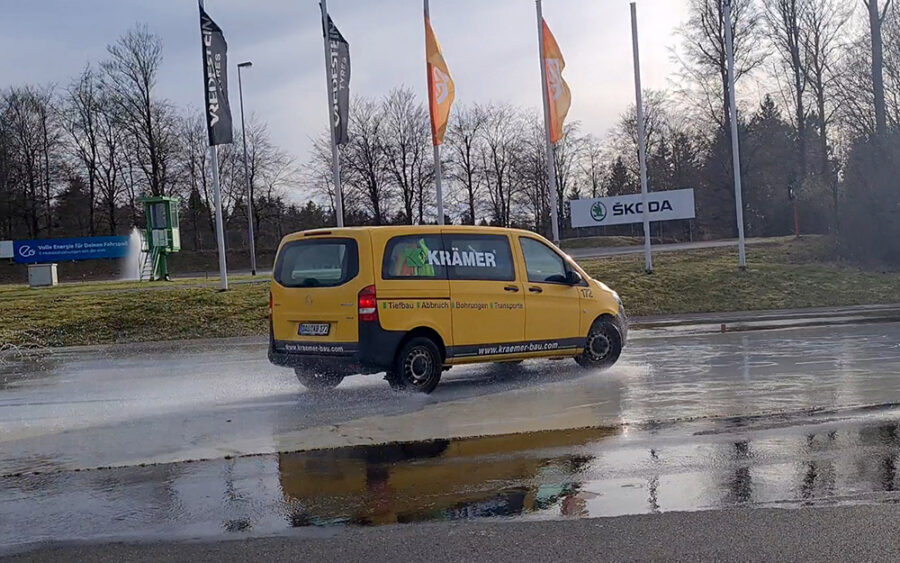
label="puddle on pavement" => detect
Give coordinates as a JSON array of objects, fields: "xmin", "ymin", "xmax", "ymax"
[
  {"xmin": 278, "ymin": 426, "xmax": 618, "ymax": 527},
  {"xmin": 6, "ymin": 412, "xmax": 900, "ymax": 552}
]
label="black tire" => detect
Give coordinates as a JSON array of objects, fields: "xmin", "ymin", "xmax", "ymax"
[
  {"xmin": 575, "ymin": 319, "xmax": 622, "ymax": 370},
  {"xmin": 294, "ymin": 368, "xmax": 344, "ymax": 391},
  {"xmin": 386, "ymin": 337, "xmax": 443, "ymax": 394}
]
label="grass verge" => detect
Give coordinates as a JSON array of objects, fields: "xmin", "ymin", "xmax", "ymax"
[
  {"xmin": 578, "ymin": 237, "xmax": 899, "ymax": 316},
  {"xmin": 559, "ymin": 235, "xmax": 647, "ymax": 249},
  {"xmin": 0, "ymin": 237, "xmax": 896, "ymax": 349}
]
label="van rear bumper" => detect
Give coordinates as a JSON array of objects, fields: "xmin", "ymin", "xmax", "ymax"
[
  {"xmin": 268, "ymin": 323, "xmax": 405, "ymax": 374},
  {"xmin": 268, "ymin": 340, "xmax": 376, "ymax": 375}
]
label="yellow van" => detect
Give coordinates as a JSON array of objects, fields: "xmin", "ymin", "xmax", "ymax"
[{"xmin": 268, "ymin": 226, "xmax": 626, "ymax": 393}]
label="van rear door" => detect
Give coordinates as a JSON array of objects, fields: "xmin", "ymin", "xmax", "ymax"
[{"xmin": 271, "ymin": 234, "xmax": 372, "ymax": 347}]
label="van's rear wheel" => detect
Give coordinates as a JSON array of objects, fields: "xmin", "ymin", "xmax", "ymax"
[
  {"xmin": 575, "ymin": 319, "xmax": 622, "ymax": 370},
  {"xmin": 386, "ymin": 337, "xmax": 442, "ymax": 394},
  {"xmin": 294, "ymin": 368, "xmax": 344, "ymax": 391}
]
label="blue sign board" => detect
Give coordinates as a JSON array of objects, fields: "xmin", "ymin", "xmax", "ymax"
[{"xmin": 13, "ymin": 236, "xmax": 131, "ymax": 264}]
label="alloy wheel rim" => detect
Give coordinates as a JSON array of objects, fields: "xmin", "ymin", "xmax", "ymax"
[
  {"xmin": 405, "ymin": 348, "xmax": 432, "ymax": 383},
  {"xmin": 586, "ymin": 331, "xmax": 611, "ymax": 361}
]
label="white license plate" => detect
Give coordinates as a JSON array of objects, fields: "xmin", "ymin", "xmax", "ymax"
[{"xmin": 298, "ymin": 323, "xmax": 330, "ymax": 336}]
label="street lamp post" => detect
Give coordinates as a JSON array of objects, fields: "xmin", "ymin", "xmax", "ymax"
[
  {"xmin": 723, "ymin": 0, "xmax": 747, "ymax": 270},
  {"xmin": 237, "ymin": 61, "xmax": 257, "ymax": 276}
]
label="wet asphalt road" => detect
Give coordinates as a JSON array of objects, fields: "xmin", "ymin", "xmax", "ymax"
[
  {"xmin": 2, "ymin": 322, "xmax": 900, "ymax": 557},
  {"xmin": 9, "ymin": 505, "xmax": 900, "ymax": 562}
]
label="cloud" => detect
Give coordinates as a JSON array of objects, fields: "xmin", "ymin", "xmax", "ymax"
[{"xmin": 0, "ymin": 0, "xmax": 688, "ymax": 168}]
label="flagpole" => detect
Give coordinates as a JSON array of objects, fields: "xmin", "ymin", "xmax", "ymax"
[
  {"xmin": 433, "ymin": 145, "xmax": 445, "ymax": 225},
  {"xmin": 200, "ymin": 0, "xmax": 228, "ymax": 290},
  {"xmin": 425, "ymin": 0, "xmax": 445, "ymax": 225},
  {"xmin": 536, "ymin": 0, "xmax": 561, "ymax": 246},
  {"xmin": 724, "ymin": 0, "xmax": 747, "ymax": 269},
  {"xmin": 630, "ymin": 2, "xmax": 653, "ymax": 274},
  {"xmin": 209, "ymin": 145, "xmax": 228, "ymax": 291},
  {"xmin": 320, "ymin": 0, "xmax": 344, "ymax": 228},
  {"xmin": 237, "ymin": 62, "xmax": 256, "ymax": 276}
]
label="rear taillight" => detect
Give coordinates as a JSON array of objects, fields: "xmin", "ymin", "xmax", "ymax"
[
  {"xmin": 358, "ymin": 285, "xmax": 378, "ymax": 323},
  {"xmin": 268, "ymin": 290, "xmax": 273, "ymax": 318}
]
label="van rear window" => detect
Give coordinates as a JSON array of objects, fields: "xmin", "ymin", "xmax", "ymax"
[{"xmin": 274, "ymin": 238, "xmax": 358, "ymax": 288}]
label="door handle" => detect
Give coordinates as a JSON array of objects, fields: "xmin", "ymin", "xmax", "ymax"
[
  {"xmin": 504, "ymin": 285, "xmax": 520, "ymax": 292},
  {"xmin": 529, "ymin": 286, "xmax": 543, "ymax": 293}
]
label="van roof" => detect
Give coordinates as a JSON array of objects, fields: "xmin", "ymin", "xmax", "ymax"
[{"xmin": 282, "ymin": 225, "xmax": 550, "ymax": 243}]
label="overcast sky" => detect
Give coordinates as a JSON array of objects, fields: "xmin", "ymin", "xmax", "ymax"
[{"xmin": 0, "ymin": 0, "xmax": 689, "ymax": 170}]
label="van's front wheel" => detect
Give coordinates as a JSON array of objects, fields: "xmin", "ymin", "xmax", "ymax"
[
  {"xmin": 294, "ymin": 368, "xmax": 344, "ymax": 391},
  {"xmin": 386, "ymin": 337, "xmax": 442, "ymax": 394},
  {"xmin": 575, "ymin": 319, "xmax": 622, "ymax": 370}
]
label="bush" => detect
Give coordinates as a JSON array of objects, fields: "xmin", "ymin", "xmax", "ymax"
[{"xmin": 839, "ymin": 134, "xmax": 900, "ymax": 266}]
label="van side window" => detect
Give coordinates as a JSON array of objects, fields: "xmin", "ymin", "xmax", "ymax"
[
  {"xmin": 443, "ymin": 234, "xmax": 515, "ymax": 282},
  {"xmin": 382, "ymin": 235, "xmax": 448, "ymax": 280},
  {"xmin": 520, "ymin": 237, "xmax": 567, "ymax": 284}
]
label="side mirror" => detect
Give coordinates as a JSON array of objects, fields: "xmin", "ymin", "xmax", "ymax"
[{"xmin": 565, "ymin": 270, "xmax": 583, "ymax": 285}]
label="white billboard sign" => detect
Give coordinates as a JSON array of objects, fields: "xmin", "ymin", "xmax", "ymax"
[
  {"xmin": 0, "ymin": 240, "xmax": 12, "ymax": 259},
  {"xmin": 570, "ymin": 188, "xmax": 695, "ymax": 228}
]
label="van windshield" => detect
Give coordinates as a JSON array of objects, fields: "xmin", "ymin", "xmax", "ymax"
[{"xmin": 274, "ymin": 238, "xmax": 358, "ymax": 288}]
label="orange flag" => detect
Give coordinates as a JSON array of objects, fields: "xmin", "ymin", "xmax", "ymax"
[
  {"xmin": 425, "ymin": 13, "xmax": 455, "ymax": 146},
  {"xmin": 542, "ymin": 19, "xmax": 571, "ymax": 144}
]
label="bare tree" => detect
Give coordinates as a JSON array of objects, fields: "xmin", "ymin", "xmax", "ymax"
[
  {"xmin": 178, "ymin": 114, "xmax": 213, "ymax": 243},
  {"xmin": 765, "ymin": 0, "xmax": 809, "ymax": 183},
  {"xmin": 0, "ymin": 114, "xmax": 12, "ymax": 238},
  {"xmin": 243, "ymin": 118, "xmax": 296, "ymax": 243},
  {"xmin": 579, "ymin": 135, "xmax": 605, "ymax": 198},
  {"xmin": 35, "ymin": 86, "xmax": 61, "ymax": 236},
  {"xmin": 3, "ymin": 88, "xmax": 43, "ymax": 236},
  {"xmin": 864, "ymin": 0, "xmax": 892, "ymax": 136},
  {"xmin": 343, "ymin": 98, "xmax": 390, "ymax": 225},
  {"xmin": 836, "ymin": 32, "xmax": 878, "ymax": 137},
  {"xmin": 3, "ymin": 87, "xmax": 61, "ymax": 237},
  {"xmin": 479, "ymin": 104, "xmax": 522, "ymax": 227},
  {"xmin": 101, "ymin": 25, "xmax": 169, "ymax": 196},
  {"xmin": 612, "ymin": 89, "xmax": 671, "ymax": 178},
  {"xmin": 552, "ymin": 121, "xmax": 585, "ymax": 227},
  {"xmin": 95, "ymin": 87, "xmax": 129, "ymax": 235},
  {"xmin": 674, "ymin": 0, "xmax": 766, "ymax": 134},
  {"xmin": 304, "ymin": 133, "xmax": 339, "ymax": 217},
  {"xmin": 802, "ymin": 0, "xmax": 853, "ymax": 169},
  {"xmin": 800, "ymin": 0, "xmax": 853, "ymax": 228},
  {"xmin": 517, "ymin": 116, "xmax": 551, "ymax": 232},
  {"xmin": 381, "ymin": 87, "xmax": 430, "ymax": 224},
  {"xmin": 446, "ymin": 103, "xmax": 487, "ymax": 224},
  {"xmin": 878, "ymin": 3, "xmax": 900, "ymax": 127},
  {"xmin": 61, "ymin": 66, "xmax": 102, "ymax": 235}
]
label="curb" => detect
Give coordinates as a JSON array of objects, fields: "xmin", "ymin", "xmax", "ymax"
[
  {"xmin": 630, "ymin": 304, "xmax": 900, "ymax": 338},
  {"xmin": 3, "ymin": 305, "xmax": 899, "ymax": 359}
]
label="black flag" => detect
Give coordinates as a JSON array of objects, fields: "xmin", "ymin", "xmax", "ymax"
[
  {"xmin": 200, "ymin": 4, "xmax": 233, "ymax": 146},
  {"xmin": 324, "ymin": 13, "xmax": 350, "ymax": 145}
]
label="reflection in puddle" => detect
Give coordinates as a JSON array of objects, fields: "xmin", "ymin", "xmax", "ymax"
[
  {"xmin": 6, "ymin": 417, "xmax": 900, "ymax": 551},
  {"xmin": 275, "ymin": 417, "xmax": 900, "ymax": 528},
  {"xmin": 279, "ymin": 427, "xmax": 618, "ymax": 527}
]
